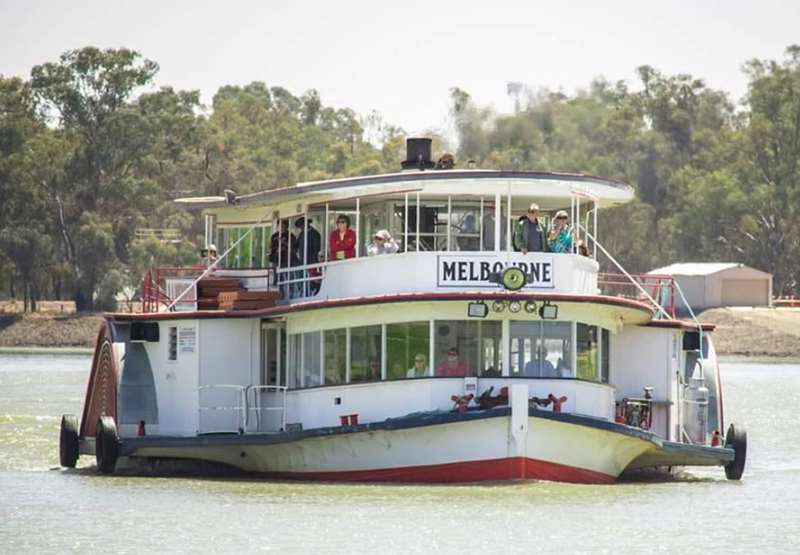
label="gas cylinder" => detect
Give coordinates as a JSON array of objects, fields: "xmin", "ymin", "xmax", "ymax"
[{"xmin": 684, "ymin": 361, "xmax": 709, "ymax": 445}]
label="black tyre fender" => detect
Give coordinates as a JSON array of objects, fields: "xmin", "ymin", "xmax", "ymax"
[
  {"xmin": 95, "ymin": 416, "xmax": 119, "ymax": 474},
  {"xmin": 59, "ymin": 414, "xmax": 79, "ymax": 468},
  {"xmin": 724, "ymin": 423, "xmax": 747, "ymax": 480}
]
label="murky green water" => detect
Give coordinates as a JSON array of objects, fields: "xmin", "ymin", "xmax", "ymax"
[{"xmin": 1, "ymin": 354, "xmax": 798, "ymax": 553}]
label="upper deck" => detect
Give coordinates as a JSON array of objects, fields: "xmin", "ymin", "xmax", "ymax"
[{"xmin": 153, "ymin": 140, "xmax": 675, "ymax": 315}]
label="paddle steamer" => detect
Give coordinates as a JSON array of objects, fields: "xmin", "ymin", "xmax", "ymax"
[{"xmin": 59, "ymin": 138, "xmax": 746, "ymax": 483}]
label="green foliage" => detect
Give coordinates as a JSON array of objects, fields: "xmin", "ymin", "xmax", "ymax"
[{"xmin": 3, "ymin": 43, "xmax": 800, "ymax": 311}]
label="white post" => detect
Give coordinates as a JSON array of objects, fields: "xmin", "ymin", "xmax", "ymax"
[
  {"xmin": 446, "ymin": 195, "xmax": 452, "ymax": 251},
  {"xmin": 428, "ymin": 320, "xmax": 435, "ymax": 377},
  {"xmin": 345, "ymin": 327, "xmax": 352, "ymax": 383},
  {"xmin": 404, "ymin": 193, "xmax": 409, "ymax": 252},
  {"xmin": 479, "ymin": 197, "xmax": 484, "ymax": 251},
  {"xmin": 506, "ymin": 184, "xmax": 512, "ymax": 252},
  {"xmin": 381, "ymin": 323, "xmax": 387, "ymax": 380},
  {"xmin": 355, "ymin": 197, "xmax": 360, "ymax": 258},
  {"xmin": 494, "ymin": 193, "xmax": 501, "ymax": 253},
  {"xmin": 416, "ymin": 192, "xmax": 421, "ymax": 252},
  {"xmin": 501, "ymin": 319, "xmax": 511, "ymax": 377}
]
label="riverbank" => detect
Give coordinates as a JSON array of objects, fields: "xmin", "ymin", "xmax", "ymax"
[
  {"xmin": 0, "ymin": 311, "xmax": 102, "ymax": 349},
  {"xmin": 2, "ymin": 305, "xmax": 799, "ymax": 357}
]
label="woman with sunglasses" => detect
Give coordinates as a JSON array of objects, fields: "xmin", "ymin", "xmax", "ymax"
[
  {"xmin": 548, "ymin": 210, "xmax": 575, "ymax": 253},
  {"xmin": 329, "ymin": 214, "xmax": 356, "ymax": 260}
]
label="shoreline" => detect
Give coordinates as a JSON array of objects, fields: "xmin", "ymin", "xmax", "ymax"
[{"xmin": 2, "ymin": 307, "xmax": 800, "ymax": 358}]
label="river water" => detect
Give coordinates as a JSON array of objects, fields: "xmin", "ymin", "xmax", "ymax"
[{"xmin": 0, "ymin": 354, "xmax": 798, "ymax": 553}]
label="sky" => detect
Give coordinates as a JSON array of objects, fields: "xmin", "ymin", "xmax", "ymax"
[{"xmin": 1, "ymin": 0, "xmax": 799, "ymax": 135}]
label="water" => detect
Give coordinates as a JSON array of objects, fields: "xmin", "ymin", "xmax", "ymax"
[{"xmin": 1, "ymin": 354, "xmax": 799, "ymax": 553}]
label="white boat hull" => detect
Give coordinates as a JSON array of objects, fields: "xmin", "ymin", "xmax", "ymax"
[{"xmin": 121, "ymin": 410, "xmax": 659, "ymax": 484}]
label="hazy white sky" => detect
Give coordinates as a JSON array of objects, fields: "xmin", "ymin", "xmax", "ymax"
[{"xmin": 1, "ymin": 0, "xmax": 798, "ymax": 134}]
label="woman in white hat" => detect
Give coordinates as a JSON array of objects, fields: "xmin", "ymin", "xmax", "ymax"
[
  {"xmin": 367, "ymin": 229, "xmax": 399, "ymax": 256},
  {"xmin": 548, "ymin": 210, "xmax": 575, "ymax": 253}
]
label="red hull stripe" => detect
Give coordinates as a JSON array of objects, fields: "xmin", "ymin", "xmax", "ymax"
[{"xmin": 260, "ymin": 457, "xmax": 615, "ymax": 484}]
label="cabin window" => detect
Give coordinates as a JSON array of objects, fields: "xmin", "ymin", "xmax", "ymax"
[
  {"xmin": 576, "ymin": 324, "xmax": 599, "ymax": 381},
  {"xmin": 324, "ymin": 328, "xmax": 347, "ymax": 385},
  {"xmin": 510, "ymin": 321, "xmax": 572, "ymax": 377},
  {"xmin": 433, "ymin": 320, "xmax": 502, "ymax": 377},
  {"xmin": 350, "ymin": 325, "xmax": 382, "ymax": 382},
  {"xmin": 303, "ymin": 332, "xmax": 322, "ymax": 387},
  {"xmin": 288, "ymin": 334, "xmax": 301, "ymax": 389},
  {"xmin": 386, "ymin": 322, "xmax": 430, "ymax": 379}
]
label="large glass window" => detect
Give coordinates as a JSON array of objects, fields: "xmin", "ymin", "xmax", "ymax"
[
  {"xmin": 350, "ymin": 325, "xmax": 382, "ymax": 382},
  {"xmin": 288, "ymin": 334, "xmax": 301, "ymax": 389},
  {"xmin": 510, "ymin": 321, "xmax": 571, "ymax": 377},
  {"xmin": 387, "ymin": 322, "xmax": 430, "ymax": 379},
  {"xmin": 324, "ymin": 328, "xmax": 347, "ymax": 385},
  {"xmin": 576, "ymin": 323, "xmax": 598, "ymax": 381},
  {"xmin": 434, "ymin": 320, "xmax": 501, "ymax": 377},
  {"xmin": 303, "ymin": 331, "xmax": 321, "ymax": 387},
  {"xmin": 601, "ymin": 328, "xmax": 610, "ymax": 383}
]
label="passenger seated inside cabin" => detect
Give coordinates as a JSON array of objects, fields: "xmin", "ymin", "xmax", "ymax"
[
  {"xmin": 514, "ymin": 203, "xmax": 547, "ymax": 254},
  {"xmin": 367, "ymin": 229, "xmax": 399, "ymax": 256},
  {"xmin": 329, "ymin": 214, "xmax": 356, "ymax": 261},
  {"xmin": 436, "ymin": 347, "xmax": 472, "ymax": 377},
  {"xmin": 524, "ymin": 345, "xmax": 557, "ymax": 377},
  {"xmin": 367, "ymin": 358, "xmax": 381, "ymax": 380},
  {"xmin": 548, "ymin": 210, "xmax": 575, "ymax": 254},
  {"xmin": 406, "ymin": 354, "xmax": 428, "ymax": 378}
]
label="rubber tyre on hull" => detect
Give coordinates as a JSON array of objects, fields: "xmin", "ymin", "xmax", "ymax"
[
  {"xmin": 59, "ymin": 414, "xmax": 79, "ymax": 468},
  {"xmin": 95, "ymin": 416, "xmax": 119, "ymax": 474},
  {"xmin": 724, "ymin": 423, "xmax": 747, "ymax": 480}
]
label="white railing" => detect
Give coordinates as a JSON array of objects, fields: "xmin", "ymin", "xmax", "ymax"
[
  {"xmin": 198, "ymin": 384, "xmax": 286, "ymax": 434},
  {"xmin": 244, "ymin": 385, "xmax": 287, "ymax": 433},
  {"xmin": 198, "ymin": 384, "xmax": 247, "ymax": 434}
]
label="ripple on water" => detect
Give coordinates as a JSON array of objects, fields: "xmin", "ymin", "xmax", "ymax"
[{"xmin": 1, "ymin": 355, "xmax": 800, "ymax": 553}]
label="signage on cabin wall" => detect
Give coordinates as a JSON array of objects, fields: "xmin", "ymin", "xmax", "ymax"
[
  {"xmin": 436, "ymin": 254, "xmax": 555, "ymax": 288},
  {"xmin": 178, "ymin": 327, "xmax": 196, "ymax": 353}
]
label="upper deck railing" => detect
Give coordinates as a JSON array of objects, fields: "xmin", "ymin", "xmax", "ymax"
[{"xmin": 139, "ymin": 253, "xmax": 675, "ymax": 316}]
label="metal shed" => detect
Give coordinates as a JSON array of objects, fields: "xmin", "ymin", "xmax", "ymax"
[{"xmin": 648, "ymin": 263, "xmax": 773, "ymax": 311}]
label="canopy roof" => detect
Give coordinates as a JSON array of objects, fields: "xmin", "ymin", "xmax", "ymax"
[{"xmin": 175, "ymin": 169, "xmax": 634, "ymax": 214}]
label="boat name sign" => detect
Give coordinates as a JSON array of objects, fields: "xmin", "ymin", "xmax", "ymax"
[{"xmin": 437, "ymin": 254, "xmax": 555, "ymax": 288}]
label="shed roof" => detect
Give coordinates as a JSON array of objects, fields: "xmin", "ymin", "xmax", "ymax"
[{"xmin": 648, "ymin": 263, "xmax": 743, "ymax": 276}]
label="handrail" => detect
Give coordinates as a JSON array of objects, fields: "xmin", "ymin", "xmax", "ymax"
[
  {"xmin": 580, "ymin": 226, "xmax": 673, "ymax": 320},
  {"xmin": 197, "ymin": 384, "xmax": 247, "ymax": 434},
  {"xmin": 244, "ymin": 385, "xmax": 287, "ymax": 433},
  {"xmin": 197, "ymin": 384, "xmax": 286, "ymax": 434}
]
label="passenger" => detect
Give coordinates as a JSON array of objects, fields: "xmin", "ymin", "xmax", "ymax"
[
  {"xmin": 367, "ymin": 229, "xmax": 399, "ymax": 256},
  {"xmin": 406, "ymin": 354, "xmax": 429, "ymax": 378},
  {"xmin": 436, "ymin": 153, "xmax": 455, "ymax": 169},
  {"xmin": 436, "ymin": 347, "xmax": 471, "ymax": 377},
  {"xmin": 295, "ymin": 217, "xmax": 321, "ymax": 266},
  {"xmin": 524, "ymin": 345, "xmax": 556, "ymax": 377},
  {"xmin": 269, "ymin": 220, "xmax": 299, "ymax": 268},
  {"xmin": 329, "ymin": 214, "xmax": 356, "ymax": 261},
  {"xmin": 548, "ymin": 210, "xmax": 575, "ymax": 254},
  {"xmin": 577, "ymin": 239, "xmax": 589, "ymax": 257},
  {"xmin": 513, "ymin": 203, "xmax": 547, "ymax": 254},
  {"xmin": 368, "ymin": 358, "xmax": 382, "ymax": 380},
  {"xmin": 203, "ymin": 244, "xmax": 218, "ymax": 267}
]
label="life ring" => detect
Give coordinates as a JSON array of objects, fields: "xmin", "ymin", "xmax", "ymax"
[
  {"xmin": 59, "ymin": 414, "xmax": 79, "ymax": 468},
  {"xmin": 95, "ymin": 416, "xmax": 119, "ymax": 474}
]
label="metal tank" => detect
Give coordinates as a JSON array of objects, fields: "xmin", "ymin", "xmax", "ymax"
[{"xmin": 684, "ymin": 361, "xmax": 709, "ymax": 445}]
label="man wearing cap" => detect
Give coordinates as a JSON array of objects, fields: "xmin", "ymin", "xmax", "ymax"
[
  {"xmin": 367, "ymin": 229, "xmax": 399, "ymax": 256},
  {"xmin": 513, "ymin": 203, "xmax": 547, "ymax": 254}
]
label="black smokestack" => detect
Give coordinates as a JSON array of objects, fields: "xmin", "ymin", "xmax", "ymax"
[{"xmin": 401, "ymin": 138, "xmax": 435, "ymax": 170}]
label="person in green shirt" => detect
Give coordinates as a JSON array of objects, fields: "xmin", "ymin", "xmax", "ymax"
[{"xmin": 513, "ymin": 203, "xmax": 548, "ymax": 253}]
